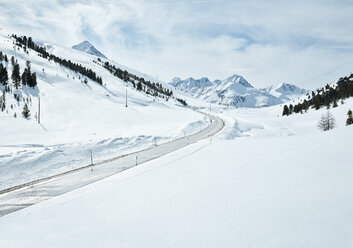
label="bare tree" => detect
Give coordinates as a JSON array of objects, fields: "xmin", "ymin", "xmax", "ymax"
[{"xmin": 318, "ymin": 110, "xmax": 336, "ymax": 131}]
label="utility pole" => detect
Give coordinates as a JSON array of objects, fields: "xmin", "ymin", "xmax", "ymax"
[
  {"xmin": 125, "ymin": 88, "xmax": 128, "ymax": 107},
  {"xmin": 38, "ymin": 96, "xmax": 40, "ymax": 124},
  {"xmin": 90, "ymin": 150, "xmax": 93, "ymax": 165}
]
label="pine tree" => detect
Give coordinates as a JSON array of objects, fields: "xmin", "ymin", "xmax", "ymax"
[
  {"xmin": 22, "ymin": 103, "xmax": 30, "ymax": 118},
  {"xmin": 28, "ymin": 72, "xmax": 37, "ymax": 87},
  {"xmin": 289, "ymin": 104, "xmax": 293, "ymax": 114},
  {"xmin": 11, "ymin": 56, "xmax": 16, "ymax": 67},
  {"xmin": 12, "ymin": 63, "xmax": 21, "ymax": 89},
  {"xmin": 21, "ymin": 60, "xmax": 37, "ymax": 87},
  {"xmin": 346, "ymin": 109, "xmax": 353, "ymax": 126},
  {"xmin": 0, "ymin": 91, "xmax": 5, "ymax": 111},
  {"xmin": 282, "ymin": 105, "xmax": 289, "ymax": 116},
  {"xmin": 0, "ymin": 64, "xmax": 9, "ymax": 86},
  {"xmin": 137, "ymin": 81, "xmax": 143, "ymax": 91}
]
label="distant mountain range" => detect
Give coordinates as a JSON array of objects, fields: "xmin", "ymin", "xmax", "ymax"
[
  {"xmin": 170, "ymin": 75, "xmax": 308, "ymax": 108},
  {"xmin": 72, "ymin": 40, "xmax": 107, "ymax": 59}
]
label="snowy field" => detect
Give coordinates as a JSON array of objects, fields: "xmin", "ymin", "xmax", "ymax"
[
  {"xmin": 1, "ymin": 98, "xmax": 352, "ymax": 247},
  {"xmin": 0, "ymin": 30, "xmax": 208, "ymax": 190}
]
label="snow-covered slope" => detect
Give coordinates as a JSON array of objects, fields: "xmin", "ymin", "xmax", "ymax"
[
  {"xmin": 1, "ymin": 98, "xmax": 352, "ymax": 248},
  {"xmin": 262, "ymin": 83, "xmax": 308, "ymax": 102},
  {"xmin": 170, "ymin": 75, "xmax": 308, "ymax": 108},
  {"xmin": 72, "ymin": 40, "xmax": 107, "ymax": 59},
  {"xmin": 0, "ymin": 29, "xmax": 205, "ymax": 189}
]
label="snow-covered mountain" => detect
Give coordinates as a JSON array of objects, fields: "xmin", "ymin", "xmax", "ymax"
[
  {"xmin": 170, "ymin": 75, "xmax": 307, "ymax": 108},
  {"xmin": 72, "ymin": 40, "xmax": 107, "ymax": 59},
  {"xmin": 262, "ymin": 83, "xmax": 308, "ymax": 103},
  {"xmin": 0, "ymin": 28, "xmax": 203, "ymax": 189}
]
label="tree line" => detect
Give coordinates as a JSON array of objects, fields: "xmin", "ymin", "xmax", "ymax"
[
  {"xmin": 283, "ymin": 73, "xmax": 353, "ymax": 116},
  {"xmin": 12, "ymin": 35, "xmax": 103, "ymax": 85},
  {"xmin": 10, "ymin": 33, "xmax": 187, "ymax": 106},
  {"xmin": 0, "ymin": 51, "xmax": 37, "ymax": 89},
  {"xmin": 101, "ymin": 60, "xmax": 174, "ymax": 98}
]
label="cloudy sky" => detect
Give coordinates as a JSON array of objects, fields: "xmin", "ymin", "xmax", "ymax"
[{"xmin": 1, "ymin": 0, "xmax": 352, "ymax": 88}]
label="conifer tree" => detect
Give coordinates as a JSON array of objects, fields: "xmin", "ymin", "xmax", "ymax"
[
  {"xmin": 21, "ymin": 60, "xmax": 36, "ymax": 87},
  {"xmin": 0, "ymin": 91, "xmax": 5, "ymax": 111},
  {"xmin": 137, "ymin": 81, "xmax": 142, "ymax": 91},
  {"xmin": 346, "ymin": 109, "xmax": 353, "ymax": 126},
  {"xmin": 289, "ymin": 104, "xmax": 293, "ymax": 114},
  {"xmin": 11, "ymin": 56, "xmax": 16, "ymax": 67},
  {"xmin": 28, "ymin": 72, "xmax": 37, "ymax": 87},
  {"xmin": 12, "ymin": 64, "xmax": 21, "ymax": 89},
  {"xmin": 22, "ymin": 103, "xmax": 30, "ymax": 118},
  {"xmin": 282, "ymin": 105, "xmax": 289, "ymax": 116},
  {"xmin": 0, "ymin": 64, "xmax": 9, "ymax": 86}
]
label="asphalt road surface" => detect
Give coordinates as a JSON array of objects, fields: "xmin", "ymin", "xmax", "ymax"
[{"xmin": 0, "ymin": 112, "xmax": 224, "ymax": 217}]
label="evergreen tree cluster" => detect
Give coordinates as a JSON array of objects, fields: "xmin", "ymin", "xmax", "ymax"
[
  {"xmin": 0, "ymin": 51, "xmax": 8, "ymax": 62},
  {"xmin": 0, "ymin": 63, "xmax": 8, "ymax": 86},
  {"xmin": 0, "ymin": 50, "xmax": 37, "ymax": 89},
  {"xmin": 12, "ymin": 34, "xmax": 103, "ymax": 85},
  {"xmin": 283, "ymin": 74, "xmax": 353, "ymax": 116},
  {"xmin": 176, "ymin": 98, "xmax": 187, "ymax": 106},
  {"xmin": 21, "ymin": 61, "xmax": 37, "ymax": 87},
  {"xmin": 0, "ymin": 51, "xmax": 9, "ymax": 87},
  {"xmin": 10, "ymin": 33, "xmax": 187, "ymax": 106},
  {"xmin": 102, "ymin": 61, "xmax": 173, "ymax": 98}
]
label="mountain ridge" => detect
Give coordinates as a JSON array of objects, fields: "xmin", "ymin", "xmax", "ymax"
[
  {"xmin": 170, "ymin": 75, "xmax": 308, "ymax": 108},
  {"xmin": 72, "ymin": 40, "xmax": 107, "ymax": 59}
]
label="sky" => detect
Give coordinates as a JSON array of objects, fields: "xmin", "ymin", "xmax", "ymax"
[{"xmin": 0, "ymin": 0, "xmax": 353, "ymax": 89}]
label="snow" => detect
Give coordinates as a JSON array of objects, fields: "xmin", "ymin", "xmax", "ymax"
[
  {"xmin": 0, "ymin": 96, "xmax": 352, "ymax": 247},
  {"xmin": 170, "ymin": 75, "xmax": 308, "ymax": 108},
  {"xmin": 0, "ymin": 29, "xmax": 206, "ymax": 190},
  {"xmin": 72, "ymin": 40, "xmax": 107, "ymax": 59},
  {"xmin": 1, "ymin": 25, "xmax": 353, "ymax": 248},
  {"xmin": 263, "ymin": 82, "xmax": 308, "ymax": 101}
]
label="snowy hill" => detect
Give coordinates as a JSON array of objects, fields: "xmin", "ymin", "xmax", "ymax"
[
  {"xmin": 0, "ymin": 29, "xmax": 205, "ymax": 189},
  {"xmin": 72, "ymin": 40, "xmax": 107, "ymax": 59},
  {"xmin": 170, "ymin": 75, "xmax": 308, "ymax": 108},
  {"xmin": 1, "ymin": 96, "xmax": 353, "ymax": 248}
]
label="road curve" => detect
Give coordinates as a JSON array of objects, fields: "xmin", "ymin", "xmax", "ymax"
[{"xmin": 0, "ymin": 112, "xmax": 224, "ymax": 217}]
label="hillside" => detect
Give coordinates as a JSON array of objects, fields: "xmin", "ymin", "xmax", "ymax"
[
  {"xmin": 0, "ymin": 29, "xmax": 206, "ymax": 189},
  {"xmin": 282, "ymin": 73, "xmax": 353, "ymax": 115},
  {"xmin": 1, "ymin": 96, "xmax": 352, "ymax": 248},
  {"xmin": 170, "ymin": 75, "xmax": 307, "ymax": 108}
]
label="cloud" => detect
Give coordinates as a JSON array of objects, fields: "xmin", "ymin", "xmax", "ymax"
[{"xmin": 0, "ymin": 0, "xmax": 352, "ymax": 89}]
